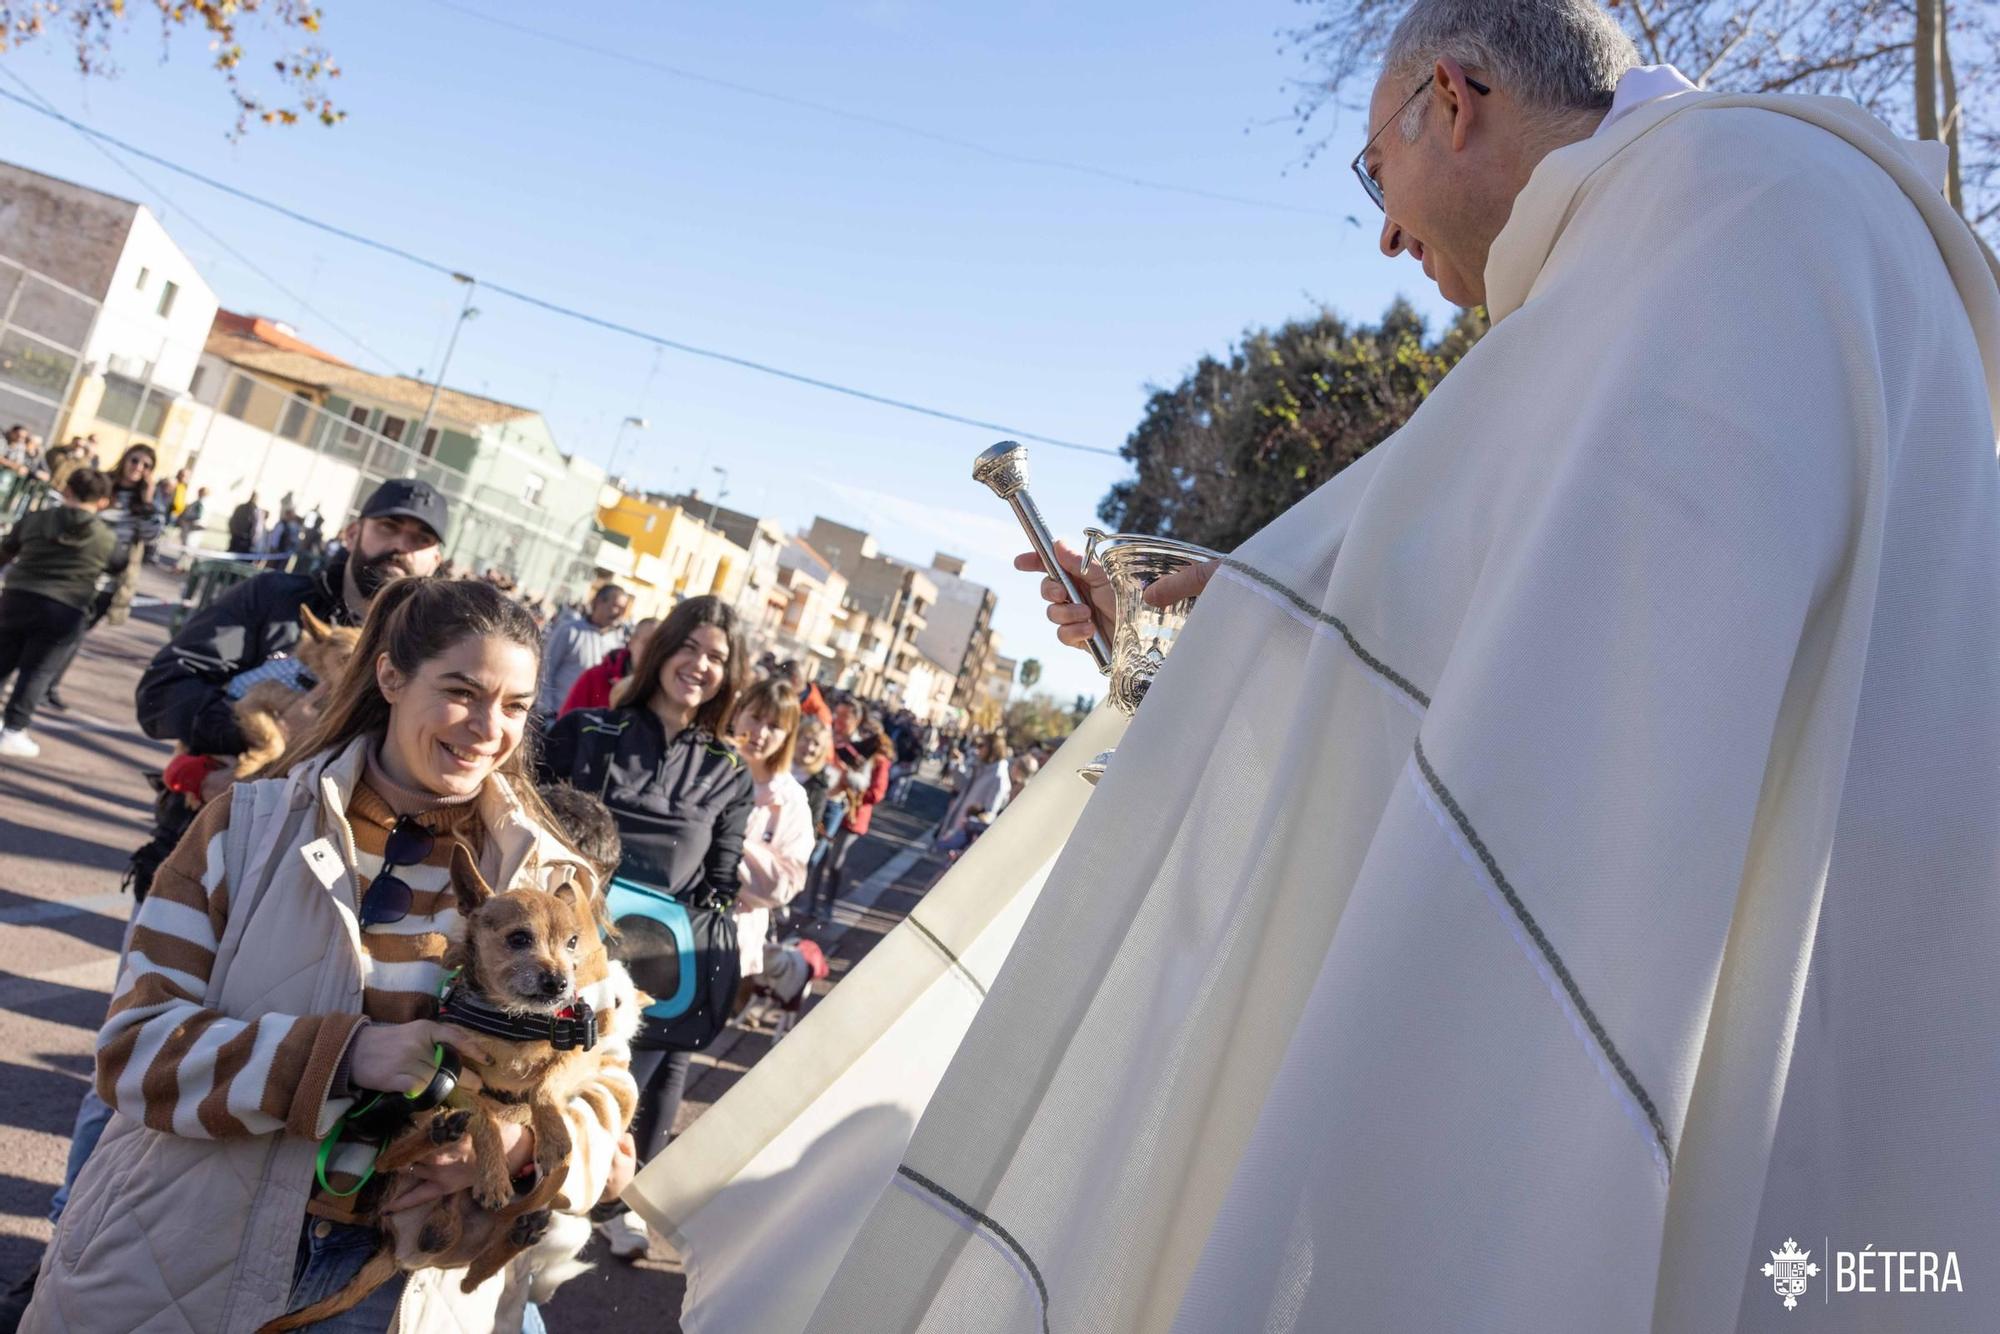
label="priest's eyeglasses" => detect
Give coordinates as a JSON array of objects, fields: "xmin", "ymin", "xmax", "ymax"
[{"xmin": 1351, "ymin": 75, "xmax": 1492, "ymax": 211}]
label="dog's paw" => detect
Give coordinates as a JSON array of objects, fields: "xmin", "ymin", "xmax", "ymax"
[
  {"xmin": 472, "ymin": 1173, "xmax": 515, "ymax": 1212},
  {"xmin": 428, "ymin": 1109, "xmax": 473, "ymax": 1145},
  {"xmin": 508, "ymin": 1209, "xmax": 553, "ymax": 1247}
]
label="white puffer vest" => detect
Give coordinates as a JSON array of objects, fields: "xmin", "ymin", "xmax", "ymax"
[{"xmin": 24, "ymin": 736, "xmax": 595, "ymax": 1333}]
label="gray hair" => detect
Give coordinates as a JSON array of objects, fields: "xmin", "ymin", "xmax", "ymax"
[{"xmin": 1385, "ymin": 0, "xmax": 1638, "ymax": 138}]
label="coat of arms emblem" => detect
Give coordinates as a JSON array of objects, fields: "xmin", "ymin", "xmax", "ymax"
[{"xmin": 1762, "ymin": 1238, "xmax": 1820, "ymax": 1310}]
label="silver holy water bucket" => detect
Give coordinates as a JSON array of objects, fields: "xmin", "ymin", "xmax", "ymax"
[
  {"xmin": 969, "ymin": 439, "xmax": 1215, "ymax": 787},
  {"xmin": 1083, "ymin": 526, "xmax": 1215, "ymax": 715},
  {"xmin": 1075, "ymin": 527, "xmax": 1218, "ymax": 784}
]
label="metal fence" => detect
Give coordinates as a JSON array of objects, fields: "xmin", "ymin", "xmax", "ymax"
[
  {"xmin": 1, "ymin": 246, "xmax": 600, "ymax": 604},
  {"xmin": 189, "ymin": 361, "xmax": 598, "ymax": 602},
  {"xmin": 0, "ymin": 255, "xmax": 92, "ymax": 444}
]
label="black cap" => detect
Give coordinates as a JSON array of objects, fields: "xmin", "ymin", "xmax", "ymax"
[{"xmin": 359, "ymin": 478, "xmax": 449, "ymax": 543}]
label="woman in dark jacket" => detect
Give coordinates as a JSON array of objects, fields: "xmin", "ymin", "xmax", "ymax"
[
  {"xmin": 38, "ymin": 445, "xmax": 163, "ymax": 710},
  {"xmin": 538, "ymin": 594, "xmax": 751, "ymax": 1261}
]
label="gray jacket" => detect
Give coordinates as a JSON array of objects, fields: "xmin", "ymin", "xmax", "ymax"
[{"xmin": 538, "ymin": 610, "xmax": 627, "ymax": 714}]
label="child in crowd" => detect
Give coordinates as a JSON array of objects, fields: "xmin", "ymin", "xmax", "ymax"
[{"xmin": 727, "ymin": 680, "xmax": 815, "ymax": 988}]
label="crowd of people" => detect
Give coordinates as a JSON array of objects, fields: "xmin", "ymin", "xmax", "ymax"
[{"xmin": 0, "ymin": 472, "xmax": 1044, "ymax": 1332}]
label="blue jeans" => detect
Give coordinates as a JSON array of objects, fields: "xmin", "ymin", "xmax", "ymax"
[
  {"xmin": 283, "ymin": 1220, "xmax": 406, "ymax": 1332},
  {"xmin": 47, "ymin": 1088, "xmax": 114, "ymax": 1222},
  {"xmin": 280, "ymin": 1222, "xmax": 549, "ymax": 1333}
]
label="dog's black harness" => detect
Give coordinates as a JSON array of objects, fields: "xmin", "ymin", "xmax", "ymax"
[{"xmin": 437, "ymin": 974, "xmax": 598, "ymax": 1052}]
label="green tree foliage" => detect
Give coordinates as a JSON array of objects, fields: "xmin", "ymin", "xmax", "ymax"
[
  {"xmin": 1004, "ymin": 691, "xmax": 1076, "ymax": 746},
  {"xmin": 1018, "ymin": 658, "xmax": 1043, "ymax": 692},
  {"xmin": 1098, "ymin": 300, "xmax": 1485, "ymax": 551}
]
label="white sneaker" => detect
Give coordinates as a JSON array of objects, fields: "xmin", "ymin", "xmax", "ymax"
[
  {"xmin": 0, "ymin": 729, "xmax": 39, "ymax": 758},
  {"xmin": 597, "ymin": 1209, "xmax": 649, "ymax": 1261}
]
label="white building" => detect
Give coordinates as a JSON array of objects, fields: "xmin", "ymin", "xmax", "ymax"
[
  {"xmin": 0, "ymin": 160, "xmax": 218, "ymax": 466},
  {"xmin": 913, "ymin": 552, "xmax": 1000, "ymax": 711}
]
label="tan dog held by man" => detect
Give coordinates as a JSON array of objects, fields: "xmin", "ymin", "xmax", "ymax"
[
  {"xmin": 258, "ymin": 884, "xmax": 642, "ymax": 1333},
  {"xmin": 233, "ymin": 607, "xmax": 362, "ymax": 779}
]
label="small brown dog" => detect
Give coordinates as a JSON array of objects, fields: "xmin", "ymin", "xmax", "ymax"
[
  {"xmin": 258, "ymin": 884, "xmax": 641, "ymax": 1332},
  {"xmin": 234, "ymin": 607, "xmax": 360, "ymax": 779}
]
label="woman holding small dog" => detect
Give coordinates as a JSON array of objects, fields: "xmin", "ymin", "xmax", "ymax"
[
  {"xmin": 23, "ymin": 577, "xmax": 638, "ymax": 1334},
  {"xmin": 539, "ymin": 593, "xmax": 754, "ymax": 1261}
]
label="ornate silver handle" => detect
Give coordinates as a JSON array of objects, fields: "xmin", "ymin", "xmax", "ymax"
[{"xmin": 973, "ymin": 441, "xmax": 1113, "ymax": 674}]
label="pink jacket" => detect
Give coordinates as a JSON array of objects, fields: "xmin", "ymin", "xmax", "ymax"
[{"xmin": 734, "ymin": 771, "xmax": 815, "ymax": 975}]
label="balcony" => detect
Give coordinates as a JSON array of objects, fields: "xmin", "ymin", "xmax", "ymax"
[{"xmin": 592, "ymin": 538, "xmax": 636, "ymax": 577}]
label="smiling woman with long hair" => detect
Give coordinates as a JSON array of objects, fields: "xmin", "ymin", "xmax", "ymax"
[
  {"xmin": 538, "ymin": 593, "xmax": 754, "ymax": 1261},
  {"xmin": 22, "ymin": 577, "xmax": 639, "ymax": 1334}
]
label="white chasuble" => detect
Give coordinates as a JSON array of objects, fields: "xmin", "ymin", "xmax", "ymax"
[{"xmin": 811, "ymin": 90, "xmax": 2000, "ymax": 1334}]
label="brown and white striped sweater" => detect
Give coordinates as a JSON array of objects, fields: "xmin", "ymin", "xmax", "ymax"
[{"xmin": 97, "ymin": 764, "xmax": 636, "ymax": 1218}]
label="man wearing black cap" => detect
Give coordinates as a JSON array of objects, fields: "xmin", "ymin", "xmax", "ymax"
[{"xmin": 128, "ymin": 476, "xmax": 449, "ymax": 889}]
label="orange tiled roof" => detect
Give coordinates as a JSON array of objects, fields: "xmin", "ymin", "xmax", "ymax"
[{"xmin": 210, "ymin": 310, "xmax": 350, "ymax": 365}]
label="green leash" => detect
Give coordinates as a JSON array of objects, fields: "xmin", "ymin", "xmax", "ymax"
[{"xmin": 312, "ymin": 1041, "xmax": 452, "ymax": 1197}]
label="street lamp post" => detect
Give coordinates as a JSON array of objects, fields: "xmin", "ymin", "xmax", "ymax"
[
  {"xmin": 703, "ymin": 465, "xmax": 729, "ymax": 531},
  {"xmin": 700, "ymin": 465, "xmax": 733, "ymax": 601},
  {"xmin": 413, "ymin": 272, "xmax": 478, "ymax": 464},
  {"xmin": 605, "ymin": 415, "xmax": 648, "ymax": 483}
]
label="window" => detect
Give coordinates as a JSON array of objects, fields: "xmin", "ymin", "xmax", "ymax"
[
  {"xmin": 420, "ymin": 426, "xmax": 440, "ymax": 458},
  {"xmin": 188, "ymin": 365, "xmax": 209, "ymax": 400},
  {"xmin": 342, "ymin": 404, "xmax": 370, "ymax": 445},
  {"xmin": 157, "ymin": 280, "xmax": 179, "ymax": 319},
  {"xmin": 95, "ymin": 374, "xmax": 170, "ymax": 436},
  {"xmin": 135, "ymin": 266, "xmax": 151, "ymax": 291},
  {"xmin": 223, "ymin": 375, "xmax": 256, "ymax": 421},
  {"xmin": 279, "ymin": 393, "xmax": 311, "ymax": 442},
  {"xmin": 96, "ymin": 374, "xmax": 147, "ymax": 429},
  {"xmin": 136, "ymin": 393, "xmax": 169, "ymax": 437},
  {"xmin": 522, "ymin": 474, "xmax": 545, "ymax": 506},
  {"xmin": 380, "ymin": 415, "xmax": 406, "ymax": 443}
]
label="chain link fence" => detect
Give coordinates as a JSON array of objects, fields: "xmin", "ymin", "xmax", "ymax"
[{"xmin": 0, "ymin": 255, "xmax": 92, "ymax": 444}]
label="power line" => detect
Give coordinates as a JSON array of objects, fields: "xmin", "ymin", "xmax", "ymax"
[
  {"xmin": 0, "ymin": 86, "xmax": 1119, "ymax": 458},
  {"xmin": 0, "ymin": 70, "xmax": 407, "ymax": 377},
  {"xmin": 425, "ymin": 0, "xmax": 1342, "ymax": 222}
]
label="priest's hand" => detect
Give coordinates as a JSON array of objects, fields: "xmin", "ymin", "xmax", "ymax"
[
  {"xmin": 1015, "ymin": 541, "xmax": 1115, "ymax": 654},
  {"xmin": 1143, "ymin": 558, "xmax": 1219, "ymax": 608}
]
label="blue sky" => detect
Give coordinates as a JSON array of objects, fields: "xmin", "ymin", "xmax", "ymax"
[{"xmin": 0, "ymin": 0, "xmax": 1455, "ymax": 705}]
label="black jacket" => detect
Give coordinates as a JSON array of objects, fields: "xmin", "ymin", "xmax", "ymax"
[
  {"xmin": 798, "ymin": 767, "xmax": 833, "ymax": 839},
  {"xmin": 135, "ymin": 553, "xmax": 354, "ymax": 756},
  {"xmin": 538, "ymin": 707, "xmax": 754, "ymax": 908}
]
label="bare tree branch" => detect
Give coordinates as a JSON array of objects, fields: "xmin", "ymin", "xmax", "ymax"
[
  {"xmin": 0, "ymin": 0, "xmax": 341, "ymax": 133},
  {"xmin": 1625, "ymin": 0, "xmax": 1668, "ymax": 67},
  {"xmin": 1757, "ymin": 40, "xmax": 1916, "ymax": 91},
  {"xmin": 1696, "ymin": 3, "xmax": 1773, "ymax": 87},
  {"xmin": 1940, "ymin": 0, "xmax": 1964, "ymax": 209}
]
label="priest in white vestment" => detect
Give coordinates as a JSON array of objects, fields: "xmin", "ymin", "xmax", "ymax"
[{"xmin": 810, "ymin": 2, "xmax": 2000, "ymax": 1331}]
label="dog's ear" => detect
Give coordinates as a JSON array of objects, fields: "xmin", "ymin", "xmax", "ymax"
[
  {"xmin": 299, "ymin": 606, "xmax": 331, "ymax": 642},
  {"xmin": 444, "ymin": 920, "xmax": 475, "ymax": 975},
  {"xmin": 552, "ymin": 880, "xmax": 579, "ymax": 907}
]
